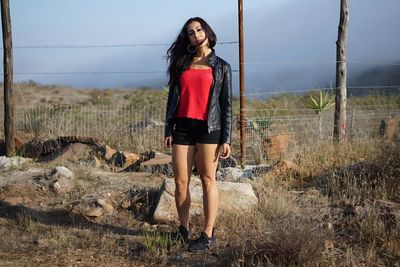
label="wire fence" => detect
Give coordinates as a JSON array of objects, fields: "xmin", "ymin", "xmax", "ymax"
[{"xmin": 1, "ymin": 102, "xmax": 398, "ymax": 162}]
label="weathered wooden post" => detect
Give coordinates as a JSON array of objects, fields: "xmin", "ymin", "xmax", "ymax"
[
  {"xmin": 333, "ymin": 0, "xmax": 349, "ymax": 142},
  {"xmin": 1, "ymin": 0, "xmax": 15, "ymax": 156},
  {"xmin": 238, "ymin": 0, "xmax": 246, "ymax": 164}
]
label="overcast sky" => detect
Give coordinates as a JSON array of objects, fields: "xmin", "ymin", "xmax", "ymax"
[{"xmin": 2, "ymin": 0, "xmax": 400, "ymax": 95}]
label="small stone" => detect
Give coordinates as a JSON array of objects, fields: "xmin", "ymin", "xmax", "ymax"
[
  {"xmin": 52, "ymin": 177, "xmax": 73, "ymax": 195},
  {"xmin": 120, "ymin": 199, "xmax": 131, "ymax": 209},
  {"xmin": 97, "ymin": 198, "xmax": 114, "ymax": 214},
  {"xmin": 85, "ymin": 207, "xmax": 103, "ymax": 217}
]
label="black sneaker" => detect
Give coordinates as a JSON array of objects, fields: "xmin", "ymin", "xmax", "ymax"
[
  {"xmin": 175, "ymin": 225, "xmax": 191, "ymax": 244},
  {"xmin": 188, "ymin": 231, "xmax": 216, "ymax": 252}
]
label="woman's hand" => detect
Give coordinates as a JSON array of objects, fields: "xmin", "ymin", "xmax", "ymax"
[
  {"xmin": 219, "ymin": 143, "xmax": 231, "ymax": 159},
  {"xmin": 164, "ymin": 136, "xmax": 173, "ymax": 148}
]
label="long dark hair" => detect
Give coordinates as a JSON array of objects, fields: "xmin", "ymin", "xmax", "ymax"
[{"xmin": 167, "ymin": 17, "xmax": 217, "ymax": 88}]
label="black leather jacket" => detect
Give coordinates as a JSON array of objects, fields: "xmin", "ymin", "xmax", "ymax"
[{"xmin": 164, "ymin": 50, "xmax": 233, "ymax": 144}]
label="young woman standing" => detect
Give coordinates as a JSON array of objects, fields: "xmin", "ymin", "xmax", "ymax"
[{"xmin": 164, "ymin": 17, "xmax": 233, "ymax": 252}]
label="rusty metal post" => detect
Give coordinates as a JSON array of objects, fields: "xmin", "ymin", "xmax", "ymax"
[{"xmin": 238, "ymin": 0, "xmax": 246, "ymax": 165}]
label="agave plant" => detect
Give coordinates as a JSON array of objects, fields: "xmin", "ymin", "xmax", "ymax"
[{"xmin": 302, "ymin": 91, "xmax": 335, "ymax": 139}]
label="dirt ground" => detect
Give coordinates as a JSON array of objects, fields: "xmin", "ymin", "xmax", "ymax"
[{"xmin": 0, "ymin": 160, "xmax": 237, "ymax": 266}]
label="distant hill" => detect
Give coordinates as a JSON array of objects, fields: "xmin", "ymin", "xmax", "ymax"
[{"xmin": 348, "ymin": 62, "xmax": 400, "ymax": 97}]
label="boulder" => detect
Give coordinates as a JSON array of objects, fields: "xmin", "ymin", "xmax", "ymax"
[
  {"xmin": 0, "ymin": 156, "xmax": 32, "ymax": 170},
  {"xmin": 109, "ymin": 151, "xmax": 141, "ymax": 168},
  {"xmin": 104, "ymin": 145, "xmax": 117, "ymax": 160},
  {"xmin": 219, "ymin": 156, "xmax": 238, "ymax": 168},
  {"xmin": 38, "ymin": 143, "xmax": 95, "ymax": 163},
  {"xmin": 152, "ymin": 178, "xmax": 258, "ymax": 223},
  {"xmin": 49, "ymin": 166, "xmax": 74, "ymax": 179},
  {"xmin": 138, "ymin": 152, "xmax": 172, "ymax": 176},
  {"xmin": 263, "ymin": 134, "xmax": 296, "ymax": 160}
]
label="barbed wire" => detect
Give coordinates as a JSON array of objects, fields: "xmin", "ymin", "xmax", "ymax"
[
  {"xmin": 245, "ymin": 60, "xmax": 400, "ymax": 66},
  {"xmin": 0, "ymin": 41, "xmax": 238, "ymax": 49},
  {"xmin": 244, "ymin": 85, "xmax": 400, "ymax": 96}
]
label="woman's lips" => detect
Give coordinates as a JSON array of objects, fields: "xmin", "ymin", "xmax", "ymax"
[{"xmin": 196, "ymin": 39, "xmax": 205, "ymax": 46}]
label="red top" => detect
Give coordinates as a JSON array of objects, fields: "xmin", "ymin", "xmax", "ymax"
[{"xmin": 177, "ymin": 67, "xmax": 213, "ymax": 120}]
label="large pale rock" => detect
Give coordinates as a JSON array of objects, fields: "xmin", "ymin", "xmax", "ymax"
[
  {"xmin": 0, "ymin": 156, "xmax": 32, "ymax": 170},
  {"xmin": 50, "ymin": 166, "xmax": 74, "ymax": 179},
  {"xmin": 152, "ymin": 178, "xmax": 258, "ymax": 223}
]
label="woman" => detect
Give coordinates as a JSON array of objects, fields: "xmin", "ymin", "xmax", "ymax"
[{"xmin": 164, "ymin": 17, "xmax": 232, "ymax": 252}]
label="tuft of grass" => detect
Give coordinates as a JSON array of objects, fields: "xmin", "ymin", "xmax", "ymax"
[{"xmin": 142, "ymin": 229, "xmax": 177, "ymax": 254}]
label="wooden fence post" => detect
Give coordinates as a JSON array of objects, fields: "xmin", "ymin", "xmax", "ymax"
[
  {"xmin": 333, "ymin": 0, "xmax": 349, "ymax": 142},
  {"xmin": 1, "ymin": 0, "xmax": 15, "ymax": 156}
]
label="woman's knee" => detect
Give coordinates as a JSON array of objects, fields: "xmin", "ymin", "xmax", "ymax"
[
  {"xmin": 175, "ymin": 179, "xmax": 190, "ymax": 194},
  {"xmin": 201, "ymin": 174, "xmax": 216, "ymax": 189}
]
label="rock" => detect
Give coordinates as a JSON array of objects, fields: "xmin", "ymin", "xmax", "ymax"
[
  {"xmin": 97, "ymin": 198, "xmax": 114, "ymax": 214},
  {"xmin": 217, "ymin": 164, "xmax": 272, "ymax": 181},
  {"xmin": 138, "ymin": 152, "xmax": 172, "ymax": 176},
  {"xmin": 217, "ymin": 166, "xmax": 253, "ymax": 181},
  {"xmin": 263, "ymin": 134, "xmax": 296, "ymax": 160},
  {"xmin": 83, "ymin": 155, "xmax": 101, "ymax": 168},
  {"xmin": 120, "ymin": 199, "xmax": 132, "ymax": 209},
  {"xmin": 109, "ymin": 151, "xmax": 141, "ymax": 168},
  {"xmin": 1, "ymin": 196, "xmax": 24, "ymax": 206},
  {"xmin": 49, "ymin": 166, "xmax": 74, "ymax": 179},
  {"xmin": 152, "ymin": 178, "xmax": 258, "ymax": 224},
  {"xmin": 39, "ymin": 143, "xmax": 95, "ymax": 163},
  {"xmin": 268, "ymin": 160, "xmax": 301, "ymax": 177},
  {"xmin": 0, "ymin": 156, "xmax": 32, "ymax": 170},
  {"xmin": 104, "ymin": 145, "xmax": 117, "ymax": 160},
  {"xmin": 85, "ymin": 207, "xmax": 103, "ymax": 217},
  {"xmin": 51, "ymin": 177, "xmax": 74, "ymax": 195},
  {"xmin": 385, "ymin": 114, "xmax": 398, "ymax": 143},
  {"xmin": 219, "ymin": 156, "xmax": 238, "ymax": 168}
]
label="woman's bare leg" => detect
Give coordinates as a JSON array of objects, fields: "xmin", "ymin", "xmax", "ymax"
[
  {"xmin": 172, "ymin": 144, "xmax": 196, "ymax": 229},
  {"xmin": 195, "ymin": 143, "xmax": 219, "ymax": 237}
]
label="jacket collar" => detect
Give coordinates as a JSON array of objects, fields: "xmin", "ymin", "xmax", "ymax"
[{"xmin": 206, "ymin": 49, "xmax": 218, "ymax": 68}]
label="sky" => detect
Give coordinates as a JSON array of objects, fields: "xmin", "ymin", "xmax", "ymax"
[{"xmin": 2, "ymin": 0, "xmax": 400, "ymax": 96}]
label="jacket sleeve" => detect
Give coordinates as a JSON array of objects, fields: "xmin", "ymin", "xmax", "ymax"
[
  {"xmin": 219, "ymin": 63, "xmax": 233, "ymax": 145},
  {"xmin": 164, "ymin": 86, "xmax": 174, "ymax": 137}
]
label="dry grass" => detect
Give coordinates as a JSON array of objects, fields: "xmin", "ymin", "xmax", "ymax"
[{"xmin": 1, "ymin": 84, "xmax": 399, "ymax": 265}]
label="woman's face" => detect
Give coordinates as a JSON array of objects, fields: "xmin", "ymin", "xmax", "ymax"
[{"xmin": 187, "ymin": 21, "xmax": 208, "ymax": 47}]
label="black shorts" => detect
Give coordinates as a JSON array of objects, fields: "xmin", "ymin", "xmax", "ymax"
[{"xmin": 172, "ymin": 118, "xmax": 221, "ymax": 145}]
